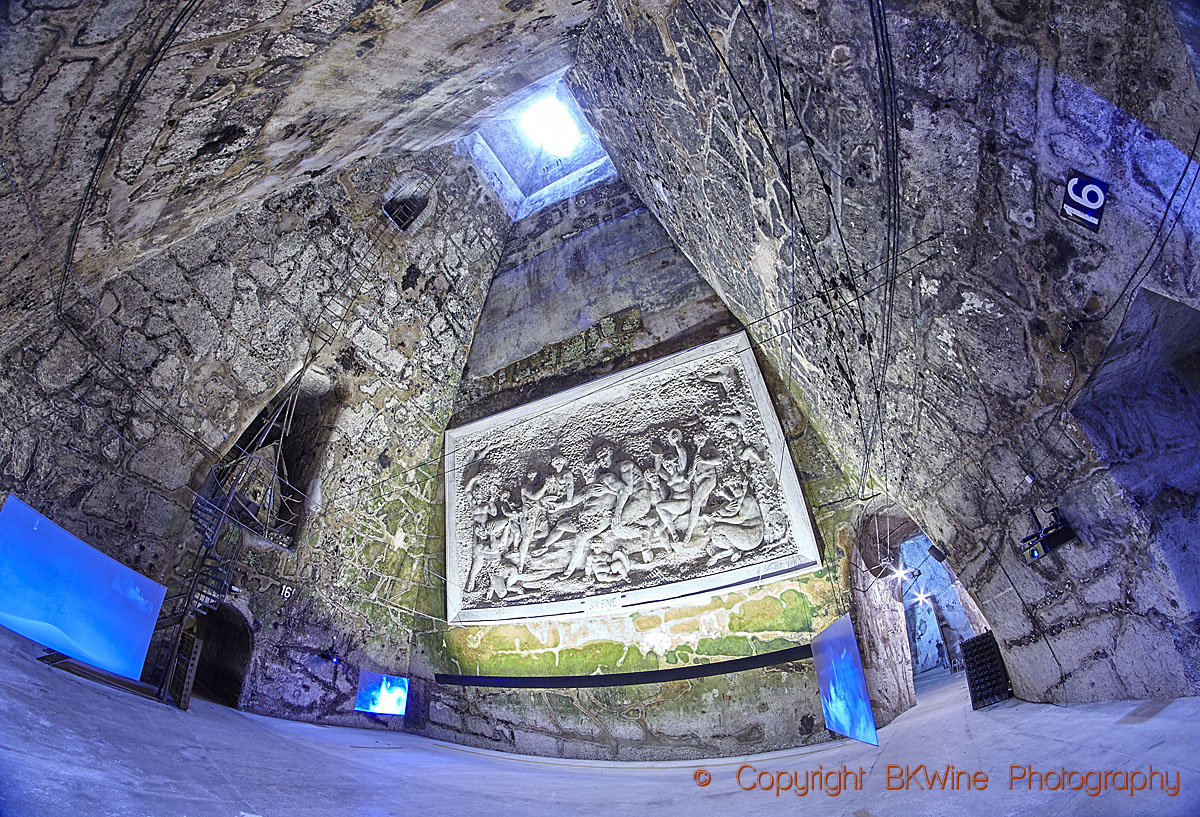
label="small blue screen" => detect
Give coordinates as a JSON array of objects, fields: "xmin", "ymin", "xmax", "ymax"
[
  {"xmin": 354, "ymin": 670, "xmax": 409, "ymax": 716},
  {"xmin": 812, "ymin": 613, "xmax": 879, "ymax": 746},
  {"xmin": 0, "ymin": 494, "xmax": 166, "ymax": 680}
]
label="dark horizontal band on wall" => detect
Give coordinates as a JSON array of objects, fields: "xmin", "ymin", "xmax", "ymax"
[{"xmin": 434, "ymin": 643, "xmax": 813, "ymax": 689}]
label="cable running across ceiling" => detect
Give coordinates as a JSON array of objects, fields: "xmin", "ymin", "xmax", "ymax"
[{"xmin": 678, "ymin": 0, "xmax": 879, "ymax": 511}]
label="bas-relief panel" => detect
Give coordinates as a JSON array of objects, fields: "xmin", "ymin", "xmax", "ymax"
[{"xmin": 444, "ymin": 333, "xmax": 822, "ymax": 624}]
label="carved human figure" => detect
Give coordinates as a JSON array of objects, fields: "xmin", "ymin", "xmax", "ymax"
[
  {"xmin": 562, "ymin": 445, "xmax": 622, "ymax": 578},
  {"xmin": 487, "ymin": 498, "xmax": 519, "ymax": 554},
  {"xmin": 763, "ymin": 509, "xmax": 789, "ymax": 545},
  {"xmin": 467, "ymin": 528, "xmax": 497, "ymax": 591},
  {"xmin": 544, "ymin": 454, "xmax": 579, "ymax": 512},
  {"xmin": 465, "ymin": 474, "xmax": 498, "ymax": 528},
  {"xmin": 651, "ymin": 428, "xmax": 692, "ymax": 542},
  {"xmin": 608, "ymin": 460, "xmax": 653, "ymax": 537},
  {"xmin": 464, "ymin": 474, "xmax": 500, "ymax": 590},
  {"xmin": 470, "ymin": 497, "xmax": 521, "ymax": 591},
  {"xmin": 586, "ymin": 543, "xmax": 632, "ymax": 583},
  {"xmin": 487, "ymin": 564, "xmax": 550, "ymax": 600},
  {"xmin": 685, "ymin": 432, "xmax": 723, "ymax": 543},
  {"xmin": 518, "ymin": 469, "xmax": 551, "ymax": 571},
  {"xmin": 527, "ymin": 455, "xmax": 585, "ymax": 565},
  {"xmin": 705, "ymin": 477, "xmax": 765, "ymax": 564},
  {"xmin": 638, "ymin": 467, "xmax": 676, "ymax": 562},
  {"xmin": 724, "ymin": 411, "xmax": 767, "ymax": 470},
  {"xmin": 611, "ymin": 459, "xmax": 640, "ymax": 522}
]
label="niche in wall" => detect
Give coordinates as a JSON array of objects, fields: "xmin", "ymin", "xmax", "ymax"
[
  {"xmin": 382, "ymin": 172, "xmax": 437, "ymax": 234},
  {"xmin": 1071, "ymin": 288, "xmax": 1200, "ymax": 611},
  {"xmin": 213, "ymin": 367, "xmax": 343, "ymax": 550},
  {"xmin": 192, "ymin": 603, "xmax": 253, "ymax": 707},
  {"xmin": 384, "ymin": 193, "xmax": 429, "ymax": 232}
]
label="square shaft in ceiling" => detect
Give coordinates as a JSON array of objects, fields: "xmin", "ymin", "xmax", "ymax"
[{"xmin": 462, "ymin": 77, "xmax": 616, "ymax": 220}]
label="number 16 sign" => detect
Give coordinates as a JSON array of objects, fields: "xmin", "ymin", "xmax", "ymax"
[{"xmin": 1060, "ymin": 169, "xmax": 1109, "ymax": 233}]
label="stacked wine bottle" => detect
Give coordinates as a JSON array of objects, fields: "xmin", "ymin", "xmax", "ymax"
[{"xmin": 961, "ymin": 631, "xmax": 1013, "ymax": 710}]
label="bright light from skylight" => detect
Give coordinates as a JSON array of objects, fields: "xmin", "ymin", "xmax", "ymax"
[{"xmin": 520, "ymin": 94, "xmax": 582, "ymax": 157}]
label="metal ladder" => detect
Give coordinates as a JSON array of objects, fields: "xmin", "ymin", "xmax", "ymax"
[
  {"xmin": 144, "ymin": 159, "xmax": 429, "ymax": 707},
  {"xmin": 147, "ymin": 394, "xmax": 294, "ymax": 706}
]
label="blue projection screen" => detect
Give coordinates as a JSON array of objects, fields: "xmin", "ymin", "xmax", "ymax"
[
  {"xmin": 355, "ymin": 670, "xmax": 409, "ymax": 716},
  {"xmin": 812, "ymin": 613, "xmax": 879, "ymax": 746},
  {"xmin": 0, "ymin": 494, "xmax": 166, "ymax": 680}
]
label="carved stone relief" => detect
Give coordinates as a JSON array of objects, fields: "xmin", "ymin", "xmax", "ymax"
[{"xmin": 444, "ymin": 333, "xmax": 822, "ymax": 623}]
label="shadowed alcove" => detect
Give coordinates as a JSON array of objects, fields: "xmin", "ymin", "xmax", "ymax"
[{"xmin": 192, "ymin": 603, "xmax": 254, "ymax": 708}]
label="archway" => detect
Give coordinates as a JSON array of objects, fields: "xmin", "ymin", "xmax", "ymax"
[
  {"xmin": 842, "ymin": 503, "xmax": 920, "ymax": 726},
  {"xmin": 896, "ymin": 533, "xmax": 989, "ymax": 676},
  {"xmin": 192, "ymin": 603, "xmax": 254, "ymax": 708}
]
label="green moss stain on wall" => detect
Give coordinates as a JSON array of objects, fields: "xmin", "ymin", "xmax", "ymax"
[{"xmin": 728, "ymin": 589, "xmax": 814, "ymax": 633}]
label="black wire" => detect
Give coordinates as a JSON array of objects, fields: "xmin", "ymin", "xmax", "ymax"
[
  {"xmin": 974, "ymin": 125, "xmax": 1200, "ymax": 699},
  {"xmin": 1075, "ymin": 126, "xmax": 1200, "ymax": 329},
  {"xmin": 319, "ymin": 228, "xmax": 939, "ymax": 509},
  {"xmin": 732, "ymin": 0, "xmax": 904, "ymax": 502},
  {"xmin": 679, "ymin": 0, "xmax": 877, "ymax": 499},
  {"xmin": 759, "ymin": 0, "xmax": 800, "ymax": 409},
  {"xmin": 863, "ymin": 0, "xmax": 903, "ymax": 500},
  {"xmin": 22, "ymin": 0, "xmax": 393, "ymax": 506},
  {"xmin": 58, "ymin": 0, "xmax": 210, "ymax": 312},
  {"xmin": 727, "ymin": 0, "xmax": 891, "ymax": 506},
  {"xmin": 7, "ymin": 143, "xmax": 418, "ymax": 507}
]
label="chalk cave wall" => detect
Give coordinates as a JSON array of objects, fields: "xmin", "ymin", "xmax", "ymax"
[
  {"xmin": 399, "ymin": 175, "xmax": 908, "ymax": 761},
  {"xmin": 7, "ymin": 0, "xmax": 1200, "ymax": 763},
  {"xmin": 0, "ymin": 134, "xmax": 913, "ymax": 760},
  {"xmin": 453, "ymin": 175, "xmax": 742, "ymax": 423},
  {"xmin": 0, "ymin": 0, "xmax": 597, "ymax": 348},
  {"xmin": 0, "ymin": 0, "xmax": 922, "ymax": 760},
  {"xmin": 568, "ymin": 0, "xmax": 1200, "ymax": 703},
  {"xmin": 1071, "ymin": 290, "xmax": 1200, "ymax": 619},
  {"xmin": 0, "ymin": 148, "xmax": 512, "ymax": 728}
]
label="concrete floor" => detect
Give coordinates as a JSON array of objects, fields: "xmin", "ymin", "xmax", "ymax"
[{"xmin": 1, "ymin": 626, "xmax": 1197, "ymax": 817}]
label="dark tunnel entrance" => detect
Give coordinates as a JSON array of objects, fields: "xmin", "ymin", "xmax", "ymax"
[{"xmin": 192, "ymin": 603, "xmax": 253, "ymax": 708}]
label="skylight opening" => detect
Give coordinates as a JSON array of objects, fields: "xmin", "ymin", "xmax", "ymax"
[
  {"xmin": 519, "ymin": 94, "xmax": 582, "ymax": 157},
  {"xmin": 463, "ymin": 77, "xmax": 616, "ymax": 220}
]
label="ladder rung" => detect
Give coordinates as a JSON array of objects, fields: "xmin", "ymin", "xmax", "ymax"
[{"xmin": 154, "ymin": 613, "xmax": 185, "ymax": 632}]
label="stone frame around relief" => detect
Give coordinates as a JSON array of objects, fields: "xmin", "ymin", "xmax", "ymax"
[{"xmin": 443, "ymin": 332, "xmax": 822, "ymax": 625}]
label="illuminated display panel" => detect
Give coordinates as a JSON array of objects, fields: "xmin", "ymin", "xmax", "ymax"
[
  {"xmin": 812, "ymin": 613, "xmax": 879, "ymax": 746},
  {"xmin": 354, "ymin": 670, "xmax": 409, "ymax": 716},
  {"xmin": 0, "ymin": 494, "xmax": 166, "ymax": 680}
]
